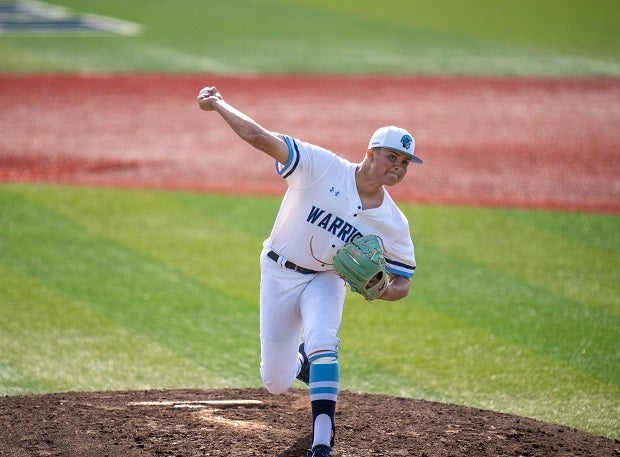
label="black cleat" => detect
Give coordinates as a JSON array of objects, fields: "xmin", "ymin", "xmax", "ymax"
[
  {"xmin": 307, "ymin": 444, "xmax": 332, "ymax": 457},
  {"xmin": 296, "ymin": 342, "xmax": 310, "ymax": 385}
]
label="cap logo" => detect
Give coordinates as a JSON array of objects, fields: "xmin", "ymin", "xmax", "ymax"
[{"xmin": 400, "ymin": 134, "xmax": 412, "ymax": 150}]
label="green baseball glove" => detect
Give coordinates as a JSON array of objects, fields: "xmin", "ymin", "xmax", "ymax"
[{"xmin": 333, "ymin": 234, "xmax": 388, "ymax": 301}]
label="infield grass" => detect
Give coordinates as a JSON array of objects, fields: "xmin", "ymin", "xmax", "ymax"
[{"xmin": 0, "ymin": 183, "xmax": 618, "ymax": 439}]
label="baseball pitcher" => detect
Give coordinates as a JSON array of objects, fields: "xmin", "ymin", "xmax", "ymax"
[{"xmin": 197, "ymin": 86, "xmax": 421, "ymax": 457}]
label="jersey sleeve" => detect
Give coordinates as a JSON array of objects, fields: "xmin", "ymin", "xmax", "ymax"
[
  {"xmin": 275, "ymin": 136, "xmax": 301, "ymax": 179},
  {"xmin": 275, "ymin": 135, "xmax": 339, "ymax": 188},
  {"xmin": 384, "ymin": 226, "xmax": 416, "ymax": 278}
]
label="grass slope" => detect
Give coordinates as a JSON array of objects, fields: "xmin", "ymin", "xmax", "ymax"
[
  {"xmin": 1, "ymin": 183, "xmax": 618, "ymax": 439},
  {"xmin": 0, "ymin": 0, "xmax": 618, "ymax": 75}
]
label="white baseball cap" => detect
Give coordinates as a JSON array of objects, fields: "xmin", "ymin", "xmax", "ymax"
[{"xmin": 368, "ymin": 126, "xmax": 423, "ymax": 164}]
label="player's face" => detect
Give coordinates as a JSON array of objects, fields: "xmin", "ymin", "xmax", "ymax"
[{"xmin": 372, "ymin": 148, "xmax": 410, "ymax": 185}]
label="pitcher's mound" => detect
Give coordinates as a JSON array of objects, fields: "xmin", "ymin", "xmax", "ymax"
[{"xmin": 0, "ymin": 388, "xmax": 617, "ymax": 456}]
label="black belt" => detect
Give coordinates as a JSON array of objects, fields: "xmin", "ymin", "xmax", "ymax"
[{"xmin": 267, "ymin": 250, "xmax": 318, "ymax": 275}]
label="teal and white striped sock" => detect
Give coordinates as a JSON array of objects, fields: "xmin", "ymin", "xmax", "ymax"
[{"xmin": 309, "ymin": 352, "xmax": 339, "ymax": 447}]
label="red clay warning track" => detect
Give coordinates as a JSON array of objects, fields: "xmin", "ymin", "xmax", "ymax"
[{"xmin": 1, "ymin": 73, "xmax": 619, "ymax": 213}]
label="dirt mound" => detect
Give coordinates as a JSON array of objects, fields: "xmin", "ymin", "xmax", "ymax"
[{"xmin": 1, "ymin": 388, "xmax": 617, "ymax": 456}]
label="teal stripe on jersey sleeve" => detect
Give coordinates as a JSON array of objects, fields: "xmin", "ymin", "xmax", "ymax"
[
  {"xmin": 275, "ymin": 135, "xmax": 298, "ymax": 177},
  {"xmin": 386, "ymin": 257, "xmax": 415, "ymax": 278}
]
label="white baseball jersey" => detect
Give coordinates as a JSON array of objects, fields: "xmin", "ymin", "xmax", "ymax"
[{"xmin": 263, "ymin": 135, "xmax": 416, "ymax": 278}]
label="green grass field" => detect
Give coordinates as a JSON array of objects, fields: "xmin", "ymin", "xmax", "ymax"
[
  {"xmin": 0, "ymin": 0, "xmax": 619, "ymax": 442},
  {"xmin": 1, "ymin": 0, "xmax": 619, "ymax": 75},
  {"xmin": 1, "ymin": 184, "xmax": 618, "ymax": 439}
]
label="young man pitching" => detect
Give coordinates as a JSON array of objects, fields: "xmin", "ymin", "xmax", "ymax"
[{"xmin": 198, "ymin": 85, "xmax": 421, "ymax": 457}]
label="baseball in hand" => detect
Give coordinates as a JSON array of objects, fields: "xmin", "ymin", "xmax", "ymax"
[
  {"xmin": 199, "ymin": 87, "xmax": 215, "ymax": 98},
  {"xmin": 197, "ymin": 86, "xmax": 219, "ymax": 110}
]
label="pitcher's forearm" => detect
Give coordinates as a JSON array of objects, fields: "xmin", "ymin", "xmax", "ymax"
[{"xmin": 198, "ymin": 86, "xmax": 289, "ymax": 163}]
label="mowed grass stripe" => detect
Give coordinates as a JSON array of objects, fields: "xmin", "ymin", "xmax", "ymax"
[
  {"xmin": 405, "ymin": 206, "xmax": 619, "ymax": 382},
  {"xmin": 415, "ymin": 205, "xmax": 620, "ymax": 313},
  {"xmin": 0, "ymin": 186, "xmax": 261, "ymax": 386},
  {"xmin": 341, "ymin": 303, "xmax": 619, "ymax": 437},
  {"xmin": 0, "ymin": 265, "xmax": 219, "ymax": 395},
  {"xmin": 12, "ymin": 185, "xmax": 271, "ymax": 299},
  {"xmin": 500, "ymin": 209, "xmax": 620, "ymax": 257},
  {"xmin": 4, "ymin": 184, "xmax": 263, "ymax": 310}
]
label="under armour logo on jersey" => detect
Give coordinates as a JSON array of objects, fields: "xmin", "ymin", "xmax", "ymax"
[
  {"xmin": 329, "ymin": 187, "xmax": 340, "ymax": 197},
  {"xmin": 401, "ymin": 134, "xmax": 413, "ymax": 150}
]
